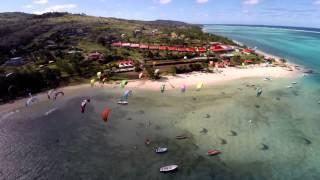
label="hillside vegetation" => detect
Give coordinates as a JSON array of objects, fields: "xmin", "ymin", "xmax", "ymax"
[{"xmin": 0, "ymin": 12, "xmax": 236, "ymax": 102}]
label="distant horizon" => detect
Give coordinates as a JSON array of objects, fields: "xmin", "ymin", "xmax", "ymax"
[
  {"xmin": 2, "ymin": 11, "xmax": 320, "ymax": 30},
  {"xmin": 1, "ymin": 0, "xmax": 319, "ymax": 28}
]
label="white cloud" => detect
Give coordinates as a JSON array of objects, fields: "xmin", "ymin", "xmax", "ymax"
[
  {"xmin": 243, "ymin": 0, "xmax": 260, "ymax": 5},
  {"xmin": 314, "ymin": 0, "xmax": 320, "ymax": 5},
  {"xmin": 33, "ymin": 4, "xmax": 77, "ymax": 14},
  {"xmin": 33, "ymin": 0, "xmax": 48, "ymax": 5},
  {"xmin": 23, "ymin": 5, "xmax": 34, "ymax": 9},
  {"xmin": 196, "ymin": 0, "xmax": 209, "ymax": 4},
  {"xmin": 158, "ymin": 0, "xmax": 172, "ymax": 4}
]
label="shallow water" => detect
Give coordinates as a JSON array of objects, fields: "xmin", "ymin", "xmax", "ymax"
[{"xmin": 1, "ymin": 75, "xmax": 320, "ymax": 180}]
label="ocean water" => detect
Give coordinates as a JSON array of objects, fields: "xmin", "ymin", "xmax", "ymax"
[{"xmin": 1, "ymin": 25, "xmax": 320, "ymax": 180}]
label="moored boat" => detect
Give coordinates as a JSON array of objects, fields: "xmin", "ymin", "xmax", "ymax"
[
  {"xmin": 117, "ymin": 100, "xmax": 128, "ymax": 105},
  {"xmin": 160, "ymin": 165, "xmax": 178, "ymax": 172},
  {"xmin": 176, "ymin": 135, "xmax": 189, "ymax": 140},
  {"xmin": 207, "ymin": 150, "xmax": 221, "ymax": 156},
  {"xmin": 156, "ymin": 147, "xmax": 168, "ymax": 153}
]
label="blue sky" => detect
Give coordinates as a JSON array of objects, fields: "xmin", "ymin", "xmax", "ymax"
[{"xmin": 1, "ymin": 0, "xmax": 320, "ymax": 28}]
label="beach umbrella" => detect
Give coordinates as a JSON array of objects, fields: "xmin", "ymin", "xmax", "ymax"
[
  {"xmin": 120, "ymin": 80, "xmax": 128, "ymax": 88},
  {"xmin": 102, "ymin": 107, "xmax": 111, "ymax": 122},
  {"xmin": 81, "ymin": 99, "xmax": 90, "ymax": 113},
  {"xmin": 97, "ymin": 72, "xmax": 102, "ymax": 79},
  {"xmin": 90, "ymin": 79, "xmax": 95, "ymax": 87},
  {"xmin": 196, "ymin": 82, "xmax": 203, "ymax": 90}
]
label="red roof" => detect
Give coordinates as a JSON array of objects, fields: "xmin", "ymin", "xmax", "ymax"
[
  {"xmin": 168, "ymin": 47, "xmax": 178, "ymax": 51},
  {"xmin": 130, "ymin": 44, "xmax": 140, "ymax": 48},
  {"xmin": 112, "ymin": 42, "xmax": 122, "ymax": 47},
  {"xmin": 186, "ymin": 48, "xmax": 196, "ymax": 52},
  {"xmin": 177, "ymin": 47, "xmax": 187, "ymax": 52},
  {"xmin": 149, "ymin": 45, "xmax": 160, "ymax": 50},
  {"xmin": 210, "ymin": 45, "xmax": 233, "ymax": 52},
  {"xmin": 159, "ymin": 46, "xmax": 168, "ymax": 50},
  {"xmin": 139, "ymin": 44, "xmax": 149, "ymax": 49},
  {"xmin": 197, "ymin": 47, "xmax": 207, "ymax": 53},
  {"xmin": 244, "ymin": 60, "xmax": 254, "ymax": 63},
  {"xmin": 121, "ymin": 43, "xmax": 131, "ymax": 47},
  {"xmin": 243, "ymin": 49, "xmax": 254, "ymax": 53}
]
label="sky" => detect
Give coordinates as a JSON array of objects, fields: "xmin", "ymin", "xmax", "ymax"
[{"xmin": 1, "ymin": 0, "xmax": 320, "ymax": 28}]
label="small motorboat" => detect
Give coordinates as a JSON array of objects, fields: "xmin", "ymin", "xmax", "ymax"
[
  {"xmin": 176, "ymin": 135, "xmax": 189, "ymax": 140},
  {"xmin": 117, "ymin": 100, "xmax": 128, "ymax": 105},
  {"xmin": 287, "ymin": 86, "xmax": 293, "ymax": 88},
  {"xmin": 207, "ymin": 150, "xmax": 221, "ymax": 156},
  {"xmin": 155, "ymin": 147, "xmax": 168, "ymax": 153},
  {"xmin": 160, "ymin": 165, "xmax": 178, "ymax": 172},
  {"xmin": 256, "ymin": 88, "xmax": 263, "ymax": 97},
  {"xmin": 291, "ymin": 82, "xmax": 297, "ymax": 85}
]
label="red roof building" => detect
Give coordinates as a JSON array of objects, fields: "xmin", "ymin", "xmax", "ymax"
[
  {"xmin": 186, "ymin": 47, "xmax": 196, "ymax": 52},
  {"xmin": 244, "ymin": 60, "xmax": 254, "ymax": 64},
  {"xmin": 130, "ymin": 43, "xmax": 140, "ymax": 48},
  {"xmin": 168, "ymin": 47, "xmax": 178, "ymax": 51},
  {"xmin": 112, "ymin": 42, "xmax": 122, "ymax": 47},
  {"xmin": 196, "ymin": 47, "xmax": 207, "ymax": 53},
  {"xmin": 121, "ymin": 43, "xmax": 131, "ymax": 47},
  {"xmin": 88, "ymin": 52, "xmax": 104, "ymax": 61},
  {"xmin": 243, "ymin": 49, "xmax": 254, "ymax": 54},
  {"xmin": 159, "ymin": 46, "xmax": 168, "ymax": 51},
  {"xmin": 177, "ymin": 47, "xmax": 187, "ymax": 52},
  {"xmin": 210, "ymin": 45, "xmax": 233, "ymax": 52},
  {"xmin": 139, "ymin": 44, "xmax": 149, "ymax": 49},
  {"xmin": 149, "ymin": 45, "xmax": 160, "ymax": 50}
]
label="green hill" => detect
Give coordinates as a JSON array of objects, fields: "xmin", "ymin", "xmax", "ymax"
[{"xmin": 0, "ymin": 12, "xmax": 236, "ymax": 102}]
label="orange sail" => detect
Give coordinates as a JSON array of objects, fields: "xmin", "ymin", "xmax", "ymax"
[{"xmin": 102, "ymin": 108, "xmax": 111, "ymax": 122}]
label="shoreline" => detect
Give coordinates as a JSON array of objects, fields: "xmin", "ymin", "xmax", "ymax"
[{"xmin": 0, "ymin": 65, "xmax": 302, "ymax": 115}]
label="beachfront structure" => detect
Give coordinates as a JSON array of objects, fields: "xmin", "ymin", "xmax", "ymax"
[
  {"xmin": 111, "ymin": 42, "xmax": 236, "ymax": 54},
  {"xmin": 88, "ymin": 52, "xmax": 104, "ymax": 61},
  {"xmin": 243, "ymin": 49, "xmax": 255, "ymax": 55},
  {"xmin": 118, "ymin": 60, "xmax": 134, "ymax": 68}
]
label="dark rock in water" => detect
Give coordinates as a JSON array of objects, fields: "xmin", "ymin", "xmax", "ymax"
[
  {"xmin": 303, "ymin": 138, "xmax": 312, "ymax": 145},
  {"xmin": 218, "ymin": 138, "xmax": 227, "ymax": 145},
  {"xmin": 228, "ymin": 130, "xmax": 237, "ymax": 136},
  {"xmin": 205, "ymin": 114, "xmax": 211, "ymax": 118},
  {"xmin": 255, "ymin": 104, "xmax": 260, "ymax": 108},
  {"xmin": 127, "ymin": 117, "xmax": 132, "ymax": 120},
  {"xmin": 138, "ymin": 110, "xmax": 145, "ymax": 114},
  {"xmin": 200, "ymin": 128, "xmax": 208, "ymax": 134},
  {"xmin": 276, "ymin": 97, "xmax": 281, "ymax": 101},
  {"xmin": 155, "ymin": 125, "xmax": 161, "ymax": 130},
  {"xmin": 259, "ymin": 144, "xmax": 269, "ymax": 150}
]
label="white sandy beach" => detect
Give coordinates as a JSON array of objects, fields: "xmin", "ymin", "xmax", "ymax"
[{"xmin": 0, "ymin": 65, "xmax": 301, "ymax": 115}]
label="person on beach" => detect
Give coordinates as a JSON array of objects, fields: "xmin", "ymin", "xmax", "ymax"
[
  {"xmin": 81, "ymin": 99, "xmax": 90, "ymax": 113},
  {"xmin": 161, "ymin": 84, "xmax": 166, "ymax": 93}
]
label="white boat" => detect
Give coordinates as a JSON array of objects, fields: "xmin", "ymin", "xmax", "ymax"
[
  {"xmin": 117, "ymin": 100, "xmax": 128, "ymax": 105},
  {"xmin": 155, "ymin": 147, "xmax": 168, "ymax": 153},
  {"xmin": 292, "ymin": 82, "xmax": 297, "ymax": 84},
  {"xmin": 160, "ymin": 165, "xmax": 178, "ymax": 172},
  {"xmin": 287, "ymin": 86, "xmax": 293, "ymax": 88}
]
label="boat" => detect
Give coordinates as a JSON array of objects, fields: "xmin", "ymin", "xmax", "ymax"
[
  {"xmin": 160, "ymin": 165, "xmax": 178, "ymax": 172},
  {"xmin": 207, "ymin": 150, "xmax": 221, "ymax": 156},
  {"xmin": 117, "ymin": 100, "xmax": 128, "ymax": 105},
  {"xmin": 176, "ymin": 135, "xmax": 189, "ymax": 140},
  {"xmin": 291, "ymin": 82, "xmax": 297, "ymax": 84},
  {"xmin": 287, "ymin": 86, "xmax": 293, "ymax": 88},
  {"xmin": 155, "ymin": 147, "xmax": 168, "ymax": 153}
]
